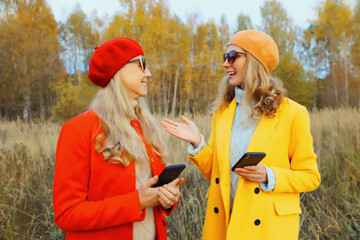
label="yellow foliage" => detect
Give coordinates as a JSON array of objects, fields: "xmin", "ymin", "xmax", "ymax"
[{"xmin": 51, "ymin": 73, "xmax": 98, "ymax": 121}]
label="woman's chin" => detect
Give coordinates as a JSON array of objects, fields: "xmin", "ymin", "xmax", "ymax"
[{"xmin": 228, "ymin": 77, "xmax": 242, "ymax": 86}]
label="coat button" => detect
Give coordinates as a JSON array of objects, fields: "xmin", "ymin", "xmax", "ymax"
[
  {"xmin": 214, "ymin": 207, "xmax": 219, "ymax": 214},
  {"xmin": 215, "ymin": 178, "xmax": 219, "ymax": 184},
  {"xmin": 254, "ymin": 219, "xmax": 261, "ymax": 226},
  {"xmin": 151, "ymin": 157, "xmax": 155, "ymax": 162},
  {"xmin": 254, "ymin": 187, "xmax": 260, "ymax": 194}
]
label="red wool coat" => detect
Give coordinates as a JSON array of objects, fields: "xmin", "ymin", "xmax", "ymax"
[{"xmin": 53, "ymin": 110, "xmax": 176, "ymax": 240}]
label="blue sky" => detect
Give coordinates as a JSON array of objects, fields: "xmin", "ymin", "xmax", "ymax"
[{"xmin": 47, "ymin": 0, "xmax": 356, "ymax": 30}]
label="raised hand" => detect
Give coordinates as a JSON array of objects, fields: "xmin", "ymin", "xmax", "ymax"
[
  {"xmin": 138, "ymin": 176, "xmax": 160, "ymax": 209},
  {"xmin": 158, "ymin": 178, "xmax": 185, "ymax": 209},
  {"xmin": 161, "ymin": 115, "xmax": 201, "ymax": 148}
]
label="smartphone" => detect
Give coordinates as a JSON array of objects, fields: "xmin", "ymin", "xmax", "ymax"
[
  {"xmin": 151, "ymin": 164, "xmax": 186, "ymax": 188},
  {"xmin": 231, "ymin": 152, "xmax": 266, "ymax": 171}
]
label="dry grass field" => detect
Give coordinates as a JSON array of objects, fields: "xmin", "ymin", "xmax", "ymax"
[{"xmin": 0, "ymin": 108, "xmax": 359, "ymax": 239}]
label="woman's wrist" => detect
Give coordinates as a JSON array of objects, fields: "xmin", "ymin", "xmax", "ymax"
[
  {"xmin": 191, "ymin": 134, "xmax": 201, "ymax": 148},
  {"xmin": 261, "ymin": 165, "xmax": 268, "ymax": 183}
]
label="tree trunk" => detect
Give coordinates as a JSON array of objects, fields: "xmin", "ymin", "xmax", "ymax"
[
  {"xmin": 170, "ymin": 68, "xmax": 180, "ymax": 116},
  {"xmin": 343, "ymin": 43, "xmax": 349, "ymax": 107},
  {"xmin": 178, "ymin": 80, "xmax": 182, "ymax": 115},
  {"xmin": 166, "ymin": 73, "xmax": 172, "ymax": 116},
  {"xmin": 74, "ymin": 42, "xmax": 77, "ymax": 83},
  {"xmin": 358, "ymin": 80, "xmax": 360, "ymax": 108},
  {"xmin": 39, "ymin": 79, "xmax": 45, "ymax": 120},
  {"xmin": 331, "ymin": 54, "xmax": 339, "ymax": 107},
  {"xmin": 23, "ymin": 89, "xmax": 31, "ymax": 121},
  {"xmin": 313, "ymin": 77, "xmax": 317, "ymax": 109},
  {"xmin": 312, "ymin": 61, "xmax": 318, "ymax": 109},
  {"xmin": 157, "ymin": 95, "xmax": 162, "ymax": 114},
  {"xmin": 162, "ymin": 72, "xmax": 168, "ymax": 116},
  {"xmin": 185, "ymin": 62, "xmax": 192, "ymax": 113},
  {"xmin": 186, "ymin": 33, "xmax": 195, "ymax": 114}
]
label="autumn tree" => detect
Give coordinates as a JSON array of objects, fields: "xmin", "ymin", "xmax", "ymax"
[
  {"xmin": 260, "ymin": 0, "xmax": 313, "ymax": 107},
  {"xmin": 304, "ymin": 0, "xmax": 356, "ymax": 108},
  {"xmin": 102, "ymin": 0, "xmax": 226, "ymax": 115},
  {"xmin": 52, "ymin": 6, "xmax": 101, "ymax": 120},
  {"xmin": 235, "ymin": 13, "xmax": 253, "ymax": 32},
  {"xmin": 58, "ymin": 5, "xmax": 101, "ymax": 84},
  {"xmin": 219, "ymin": 14, "xmax": 230, "ymax": 47},
  {"xmin": 5, "ymin": 0, "xmax": 357, "ymax": 121},
  {"xmin": 0, "ymin": 0, "xmax": 62, "ymax": 120},
  {"xmin": 51, "ymin": 73, "xmax": 98, "ymax": 120}
]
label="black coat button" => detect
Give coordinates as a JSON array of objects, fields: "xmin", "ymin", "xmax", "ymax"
[
  {"xmin": 254, "ymin": 219, "xmax": 261, "ymax": 225},
  {"xmin": 214, "ymin": 207, "xmax": 219, "ymax": 214},
  {"xmin": 254, "ymin": 187, "xmax": 260, "ymax": 194},
  {"xmin": 215, "ymin": 178, "xmax": 219, "ymax": 184}
]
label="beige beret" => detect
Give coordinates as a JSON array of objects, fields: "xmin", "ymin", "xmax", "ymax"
[{"xmin": 228, "ymin": 30, "xmax": 279, "ymax": 72}]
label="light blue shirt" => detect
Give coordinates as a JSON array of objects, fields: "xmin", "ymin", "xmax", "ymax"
[{"xmin": 188, "ymin": 86, "xmax": 276, "ymax": 209}]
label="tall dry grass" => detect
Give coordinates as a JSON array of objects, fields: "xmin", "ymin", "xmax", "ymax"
[
  {"xmin": 0, "ymin": 121, "xmax": 63, "ymax": 239},
  {"xmin": 0, "ymin": 108, "xmax": 359, "ymax": 239},
  {"xmin": 298, "ymin": 108, "xmax": 360, "ymax": 239}
]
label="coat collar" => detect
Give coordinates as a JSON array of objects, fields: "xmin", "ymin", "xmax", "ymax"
[{"xmin": 247, "ymin": 100, "xmax": 283, "ymax": 152}]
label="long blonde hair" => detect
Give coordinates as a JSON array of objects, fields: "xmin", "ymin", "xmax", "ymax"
[
  {"xmin": 212, "ymin": 53, "xmax": 287, "ymax": 119},
  {"xmin": 90, "ymin": 71, "xmax": 168, "ymax": 166}
]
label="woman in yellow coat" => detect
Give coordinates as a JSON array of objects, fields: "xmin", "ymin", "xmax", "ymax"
[{"xmin": 161, "ymin": 30, "xmax": 321, "ymax": 240}]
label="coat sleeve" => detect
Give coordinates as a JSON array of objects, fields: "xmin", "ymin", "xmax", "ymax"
[
  {"xmin": 271, "ymin": 106, "xmax": 321, "ymax": 193},
  {"xmin": 188, "ymin": 114, "xmax": 217, "ymax": 182},
  {"xmin": 53, "ymin": 118, "xmax": 145, "ymax": 232},
  {"xmin": 160, "ymin": 201, "xmax": 178, "ymax": 216}
]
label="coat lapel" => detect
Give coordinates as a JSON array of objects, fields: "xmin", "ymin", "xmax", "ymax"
[
  {"xmin": 247, "ymin": 103, "xmax": 282, "ymax": 152},
  {"xmin": 217, "ymin": 99, "xmax": 237, "ymax": 226}
]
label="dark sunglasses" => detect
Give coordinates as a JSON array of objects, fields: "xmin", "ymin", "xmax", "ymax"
[
  {"xmin": 223, "ymin": 50, "xmax": 247, "ymax": 64},
  {"xmin": 128, "ymin": 56, "xmax": 147, "ymax": 72}
]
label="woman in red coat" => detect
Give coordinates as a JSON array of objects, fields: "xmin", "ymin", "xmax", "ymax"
[{"xmin": 53, "ymin": 37, "xmax": 184, "ymax": 240}]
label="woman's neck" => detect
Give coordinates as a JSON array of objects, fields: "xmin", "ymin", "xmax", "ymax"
[
  {"xmin": 235, "ymin": 86, "xmax": 245, "ymax": 104},
  {"xmin": 131, "ymin": 99, "xmax": 138, "ymax": 109}
]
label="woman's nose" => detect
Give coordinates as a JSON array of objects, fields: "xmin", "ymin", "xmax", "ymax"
[
  {"xmin": 223, "ymin": 59, "xmax": 231, "ymax": 67},
  {"xmin": 145, "ymin": 68, "xmax": 152, "ymax": 78}
]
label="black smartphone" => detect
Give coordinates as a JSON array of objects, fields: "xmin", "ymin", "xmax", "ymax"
[
  {"xmin": 151, "ymin": 164, "xmax": 186, "ymax": 188},
  {"xmin": 231, "ymin": 152, "xmax": 266, "ymax": 171}
]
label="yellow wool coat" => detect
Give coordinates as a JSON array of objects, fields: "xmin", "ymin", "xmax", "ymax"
[{"xmin": 189, "ymin": 98, "xmax": 321, "ymax": 240}]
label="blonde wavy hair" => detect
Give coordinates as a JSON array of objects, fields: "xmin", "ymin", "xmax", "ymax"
[
  {"xmin": 90, "ymin": 71, "xmax": 168, "ymax": 166},
  {"xmin": 212, "ymin": 53, "xmax": 287, "ymax": 119}
]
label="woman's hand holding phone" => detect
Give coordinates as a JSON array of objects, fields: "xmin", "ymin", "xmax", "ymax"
[
  {"xmin": 161, "ymin": 115, "xmax": 201, "ymax": 148},
  {"xmin": 233, "ymin": 163, "xmax": 267, "ymax": 183},
  {"xmin": 158, "ymin": 178, "xmax": 185, "ymax": 209},
  {"xmin": 139, "ymin": 165, "xmax": 185, "ymax": 210},
  {"xmin": 138, "ymin": 176, "xmax": 161, "ymax": 210}
]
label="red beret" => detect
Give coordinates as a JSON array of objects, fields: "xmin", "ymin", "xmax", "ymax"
[{"xmin": 88, "ymin": 37, "xmax": 144, "ymax": 88}]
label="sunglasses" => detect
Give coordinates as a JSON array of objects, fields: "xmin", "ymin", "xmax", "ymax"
[
  {"xmin": 128, "ymin": 56, "xmax": 147, "ymax": 72},
  {"xmin": 223, "ymin": 50, "xmax": 247, "ymax": 64}
]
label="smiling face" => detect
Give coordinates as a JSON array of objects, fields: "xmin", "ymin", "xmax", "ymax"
[
  {"xmin": 223, "ymin": 45, "xmax": 247, "ymax": 87},
  {"xmin": 118, "ymin": 55, "xmax": 152, "ymax": 100}
]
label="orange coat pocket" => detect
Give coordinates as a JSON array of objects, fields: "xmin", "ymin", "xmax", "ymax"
[{"xmin": 273, "ymin": 200, "xmax": 302, "ymax": 216}]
